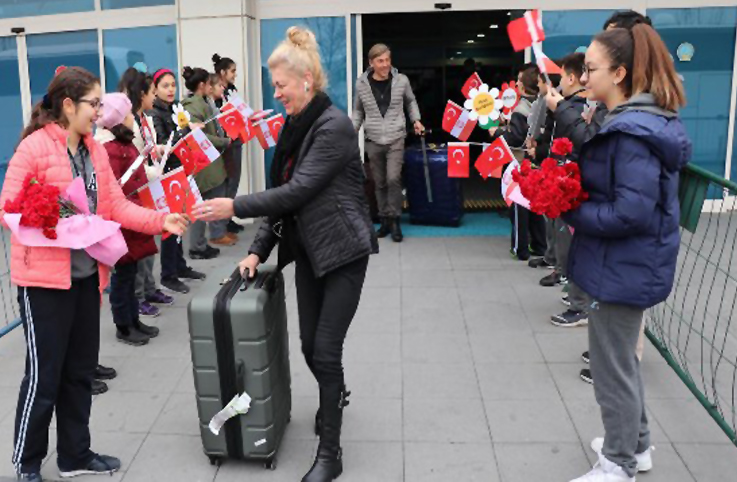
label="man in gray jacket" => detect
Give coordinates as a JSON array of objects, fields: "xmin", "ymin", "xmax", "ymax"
[{"xmin": 353, "ymin": 43, "xmax": 424, "ymax": 242}]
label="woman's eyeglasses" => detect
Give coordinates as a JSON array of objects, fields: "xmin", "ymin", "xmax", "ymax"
[{"xmin": 78, "ymin": 99, "xmax": 103, "ymax": 110}]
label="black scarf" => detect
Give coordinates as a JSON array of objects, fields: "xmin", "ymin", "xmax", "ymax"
[{"xmin": 270, "ymin": 92, "xmax": 332, "ymax": 187}]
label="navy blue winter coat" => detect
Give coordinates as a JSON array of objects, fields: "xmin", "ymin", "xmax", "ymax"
[{"xmin": 563, "ymin": 95, "xmax": 692, "ymax": 309}]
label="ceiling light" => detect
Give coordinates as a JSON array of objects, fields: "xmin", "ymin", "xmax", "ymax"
[
  {"xmin": 467, "ymin": 40, "xmax": 475, "ymax": 44},
  {"xmin": 489, "ymin": 24, "xmax": 499, "ymax": 29},
  {"xmin": 456, "ymin": 51, "xmax": 462, "ymax": 55},
  {"xmin": 477, "ymin": 33, "xmax": 485, "ymax": 38}
]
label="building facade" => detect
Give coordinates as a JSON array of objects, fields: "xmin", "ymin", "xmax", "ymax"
[{"xmin": 1, "ymin": 0, "xmax": 736, "ymax": 195}]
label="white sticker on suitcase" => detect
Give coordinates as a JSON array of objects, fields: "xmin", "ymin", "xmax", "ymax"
[
  {"xmin": 208, "ymin": 392, "xmax": 252, "ymax": 436},
  {"xmin": 254, "ymin": 439, "xmax": 267, "ymax": 447}
]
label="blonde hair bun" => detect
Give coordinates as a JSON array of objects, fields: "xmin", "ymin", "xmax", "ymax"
[{"xmin": 286, "ymin": 26, "xmax": 318, "ymax": 51}]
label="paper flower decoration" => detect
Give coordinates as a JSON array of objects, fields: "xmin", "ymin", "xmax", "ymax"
[
  {"xmin": 172, "ymin": 103, "xmax": 191, "ymax": 130},
  {"xmin": 500, "ymin": 81, "xmax": 520, "ymax": 121},
  {"xmin": 464, "ymin": 84, "xmax": 502, "ymax": 126}
]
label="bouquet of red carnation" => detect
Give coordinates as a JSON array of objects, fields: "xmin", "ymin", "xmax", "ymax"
[
  {"xmin": 3, "ymin": 174, "xmax": 78, "ymax": 239},
  {"xmin": 512, "ymin": 138, "xmax": 588, "ymax": 218}
]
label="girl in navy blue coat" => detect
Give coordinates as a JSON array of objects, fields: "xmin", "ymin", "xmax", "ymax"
[{"xmin": 566, "ymin": 25, "xmax": 691, "ymax": 482}]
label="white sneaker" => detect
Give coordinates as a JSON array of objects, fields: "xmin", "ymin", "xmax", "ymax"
[
  {"xmin": 591, "ymin": 437, "xmax": 653, "ymax": 472},
  {"xmin": 570, "ymin": 454, "xmax": 635, "ymax": 482}
]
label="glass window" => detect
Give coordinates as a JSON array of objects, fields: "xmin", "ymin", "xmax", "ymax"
[
  {"xmin": 261, "ymin": 16, "xmax": 347, "ymax": 186},
  {"xmin": 103, "ymin": 25, "xmax": 178, "ymax": 92},
  {"xmin": 0, "ymin": 36, "xmax": 24, "ymax": 190},
  {"xmin": 651, "ymin": 7, "xmax": 737, "ymax": 177},
  {"xmin": 351, "ymin": 14, "xmax": 358, "ymax": 83},
  {"xmin": 0, "ymin": 0, "xmax": 93, "ymax": 19},
  {"xmin": 101, "ymin": 0, "xmax": 174, "ymax": 9},
  {"xmin": 26, "ymin": 30, "xmax": 101, "ymax": 106},
  {"xmin": 542, "ymin": 10, "xmax": 617, "ymax": 60}
]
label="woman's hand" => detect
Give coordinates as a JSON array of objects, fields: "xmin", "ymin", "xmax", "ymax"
[
  {"xmin": 163, "ymin": 213, "xmax": 189, "ymax": 236},
  {"xmin": 239, "ymin": 254, "xmax": 261, "ymax": 279},
  {"xmin": 192, "ymin": 198, "xmax": 235, "ymax": 222}
]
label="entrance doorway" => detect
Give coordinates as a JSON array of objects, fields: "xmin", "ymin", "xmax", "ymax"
[{"xmin": 361, "ymin": 10, "xmax": 525, "ymax": 210}]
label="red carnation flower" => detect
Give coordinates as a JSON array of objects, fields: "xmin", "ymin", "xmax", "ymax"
[{"xmin": 551, "ymin": 138, "xmax": 574, "ymax": 157}]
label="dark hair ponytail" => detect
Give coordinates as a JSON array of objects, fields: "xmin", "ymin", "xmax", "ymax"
[
  {"xmin": 594, "ymin": 25, "xmax": 686, "ymax": 111},
  {"xmin": 118, "ymin": 67, "xmax": 153, "ymax": 113},
  {"xmin": 22, "ymin": 66, "xmax": 100, "ymax": 140},
  {"xmin": 182, "ymin": 66, "xmax": 209, "ymax": 93},
  {"xmin": 212, "ymin": 53, "xmax": 235, "ymax": 76}
]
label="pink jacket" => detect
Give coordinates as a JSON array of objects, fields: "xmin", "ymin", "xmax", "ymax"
[{"xmin": 0, "ymin": 123, "xmax": 167, "ymax": 293}]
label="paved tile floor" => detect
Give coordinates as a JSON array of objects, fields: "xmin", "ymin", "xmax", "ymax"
[{"xmin": 1, "ymin": 226, "xmax": 736, "ymax": 481}]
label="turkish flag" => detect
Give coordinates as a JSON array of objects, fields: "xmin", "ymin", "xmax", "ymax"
[
  {"xmin": 501, "ymin": 160, "xmax": 530, "ymax": 209},
  {"xmin": 447, "ymin": 143, "xmax": 470, "ymax": 178},
  {"xmin": 476, "ymin": 137, "xmax": 515, "ymax": 179},
  {"xmin": 218, "ymin": 109, "xmax": 248, "ymax": 142},
  {"xmin": 507, "ymin": 10, "xmax": 545, "ymax": 52},
  {"xmin": 254, "ymin": 114, "xmax": 284, "ymax": 149},
  {"xmin": 137, "ymin": 167, "xmax": 203, "ymax": 217},
  {"xmin": 442, "ymin": 101, "xmax": 477, "ymax": 142},
  {"xmin": 172, "ymin": 135, "xmax": 209, "ymax": 177},
  {"xmin": 532, "ymin": 43, "xmax": 562, "ymax": 76},
  {"xmin": 461, "ymin": 72, "xmax": 483, "ymax": 99},
  {"xmin": 140, "ymin": 115, "xmax": 160, "ymax": 161}
]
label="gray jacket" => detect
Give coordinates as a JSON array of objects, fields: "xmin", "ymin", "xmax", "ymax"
[
  {"xmin": 352, "ymin": 67, "xmax": 421, "ymax": 146},
  {"xmin": 236, "ymin": 105, "xmax": 379, "ymax": 278}
]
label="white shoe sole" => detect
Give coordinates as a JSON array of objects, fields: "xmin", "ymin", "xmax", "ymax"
[
  {"xmin": 550, "ymin": 317, "xmax": 589, "ymax": 328},
  {"xmin": 59, "ymin": 468, "xmax": 119, "ymax": 478},
  {"xmin": 590, "ymin": 438, "xmax": 653, "ymax": 472}
]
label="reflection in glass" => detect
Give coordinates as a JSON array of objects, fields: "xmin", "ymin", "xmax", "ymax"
[
  {"xmin": 0, "ymin": 36, "xmax": 24, "ymax": 189},
  {"xmin": 26, "ymin": 30, "xmax": 101, "ymax": 106},
  {"xmin": 103, "ymin": 25, "xmax": 178, "ymax": 92},
  {"xmin": 101, "ymin": 0, "xmax": 174, "ymax": 9},
  {"xmin": 542, "ymin": 10, "xmax": 617, "ymax": 59},
  {"xmin": 0, "ymin": 0, "xmax": 93, "ymax": 19}
]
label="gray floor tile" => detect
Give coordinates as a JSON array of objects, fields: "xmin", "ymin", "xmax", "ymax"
[
  {"xmin": 462, "ymin": 302, "xmax": 532, "ymax": 336},
  {"xmin": 403, "ymin": 362, "xmax": 481, "ymax": 400},
  {"xmin": 402, "ymin": 287, "xmax": 460, "ymax": 310},
  {"xmin": 674, "ymin": 443, "xmax": 737, "ymax": 481},
  {"xmin": 357, "ymin": 287, "xmax": 401, "ymax": 311},
  {"xmin": 401, "ymin": 269, "xmax": 456, "ymax": 287},
  {"xmin": 283, "ymin": 396, "xmax": 319, "ymax": 442},
  {"xmin": 476, "ymin": 363, "xmax": 560, "ymax": 401},
  {"xmin": 150, "ymin": 393, "xmax": 201, "ymax": 436},
  {"xmin": 351, "ymin": 308, "xmax": 401, "ymax": 334},
  {"xmin": 344, "ymin": 333, "xmax": 401, "ymax": 364},
  {"xmin": 469, "ymin": 333, "xmax": 544, "ymax": 364},
  {"xmin": 401, "ymin": 305, "xmax": 466, "ymax": 334},
  {"xmin": 485, "ymin": 399, "xmax": 579, "ymax": 443},
  {"xmin": 534, "ymin": 332, "xmax": 589, "ymax": 363},
  {"xmin": 213, "ymin": 438, "xmax": 316, "ymax": 481},
  {"xmin": 404, "ymin": 398, "xmax": 491, "ymax": 443},
  {"xmin": 646, "ymin": 399, "xmax": 735, "ymax": 444},
  {"xmin": 340, "ymin": 442, "xmax": 404, "ymax": 482},
  {"xmin": 344, "ymin": 362, "xmax": 402, "ymax": 400},
  {"xmin": 547, "ymin": 363, "xmax": 597, "ymax": 400},
  {"xmin": 404, "ymin": 442, "xmax": 500, "ymax": 482},
  {"xmin": 121, "ymin": 434, "xmax": 217, "ymax": 482},
  {"xmin": 402, "ymin": 334, "xmax": 472, "ymax": 364},
  {"xmin": 342, "ymin": 398, "xmax": 403, "ymax": 442},
  {"xmin": 112, "ymin": 357, "xmax": 187, "ymax": 394},
  {"xmin": 494, "ymin": 442, "xmax": 591, "ymax": 482},
  {"xmin": 89, "ymin": 391, "xmax": 168, "ymax": 434}
]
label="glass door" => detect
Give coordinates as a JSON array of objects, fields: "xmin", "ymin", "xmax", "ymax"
[{"xmin": 0, "ymin": 36, "xmax": 24, "ymax": 190}]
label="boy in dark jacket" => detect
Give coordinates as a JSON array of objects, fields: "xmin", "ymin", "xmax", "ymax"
[
  {"xmin": 491, "ymin": 63, "xmax": 546, "ymax": 261},
  {"xmin": 97, "ymin": 94, "xmax": 160, "ymax": 346}
]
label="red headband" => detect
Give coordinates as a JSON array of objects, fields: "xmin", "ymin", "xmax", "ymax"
[{"xmin": 153, "ymin": 69, "xmax": 174, "ymax": 84}]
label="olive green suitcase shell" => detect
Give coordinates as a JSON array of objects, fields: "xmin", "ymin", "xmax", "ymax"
[{"xmin": 187, "ymin": 264, "xmax": 292, "ymax": 469}]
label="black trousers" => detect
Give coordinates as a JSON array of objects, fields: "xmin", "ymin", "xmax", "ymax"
[
  {"xmin": 510, "ymin": 203, "xmax": 546, "ymax": 258},
  {"xmin": 294, "ymin": 254, "xmax": 369, "ymax": 387},
  {"xmin": 110, "ymin": 262, "xmax": 139, "ymax": 328},
  {"xmin": 13, "ymin": 274, "xmax": 100, "ymax": 474},
  {"xmin": 160, "ymin": 235, "xmax": 188, "ymax": 281}
]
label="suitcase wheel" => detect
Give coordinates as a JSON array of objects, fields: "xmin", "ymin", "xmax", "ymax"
[
  {"xmin": 209, "ymin": 456, "xmax": 222, "ymax": 467},
  {"xmin": 265, "ymin": 458, "xmax": 277, "ymax": 471}
]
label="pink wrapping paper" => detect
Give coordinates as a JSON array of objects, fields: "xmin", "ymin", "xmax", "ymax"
[{"xmin": 3, "ymin": 178, "xmax": 128, "ymax": 266}]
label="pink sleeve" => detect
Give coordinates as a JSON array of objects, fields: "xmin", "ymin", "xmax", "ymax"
[
  {"xmin": 98, "ymin": 148, "xmax": 167, "ymax": 235},
  {"xmin": 0, "ymin": 138, "xmax": 37, "ymax": 228}
]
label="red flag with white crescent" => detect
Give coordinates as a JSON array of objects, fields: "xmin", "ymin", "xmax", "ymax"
[
  {"xmin": 442, "ymin": 101, "xmax": 477, "ymax": 141},
  {"xmin": 507, "ymin": 10, "xmax": 545, "ymax": 52},
  {"xmin": 254, "ymin": 114, "xmax": 284, "ymax": 149},
  {"xmin": 448, "ymin": 142, "xmax": 470, "ymax": 178},
  {"xmin": 475, "ymin": 137, "xmax": 515, "ymax": 179},
  {"xmin": 218, "ymin": 109, "xmax": 248, "ymax": 142},
  {"xmin": 136, "ymin": 167, "xmax": 202, "ymax": 217},
  {"xmin": 461, "ymin": 72, "xmax": 483, "ymax": 99}
]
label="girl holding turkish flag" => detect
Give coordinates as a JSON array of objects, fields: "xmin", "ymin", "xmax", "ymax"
[
  {"xmin": 0, "ymin": 67, "xmax": 188, "ymax": 481},
  {"xmin": 194, "ymin": 27, "xmax": 378, "ymax": 482}
]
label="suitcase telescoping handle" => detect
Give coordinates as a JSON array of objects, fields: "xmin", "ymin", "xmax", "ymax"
[
  {"xmin": 221, "ymin": 267, "xmax": 274, "ymax": 293},
  {"xmin": 420, "ymin": 130, "xmax": 434, "ymax": 203}
]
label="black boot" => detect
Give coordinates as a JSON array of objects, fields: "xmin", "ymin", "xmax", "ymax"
[
  {"xmin": 390, "ymin": 217, "xmax": 403, "ymax": 243},
  {"xmin": 315, "ymin": 384, "xmax": 351, "ymax": 436},
  {"xmin": 302, "ymin": 384, "xmax": 344, "ymax": 482},
  {"xmin": 376, "ymin": 218, "xmax": 390, "ymax": 238}
]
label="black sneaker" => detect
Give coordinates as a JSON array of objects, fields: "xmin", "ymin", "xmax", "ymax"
[
  {"xmin": 227, "ymin": 220, "xmax": 245, "ymax": 233},
  {"xmin": 540, "ymin": 272, "xmax": 567, "ymax": 287},
  {"xmin": 59, "ymin": 454, "xmax": 121, "ymax": 478},
  {"xmin": 178, "ymin": 267, "xmax": 207, "ymax": 280},
  {"xmin": 580, "ymin": 368, "xmax": 594, "ymax": 385},
  {"xmin": 116, "ymin": 327, "xmax": 150, "ymax": 346},
  {"xmin": 582, "ymin": 351, "xmax": 590, "ymax": 364},
  {"xmin": 189, "ymin": 246, "xmax": 220, "ymax": 260},
  {"xmin": 134, "ymin": 321, "xmax": 160, "ymax": 339},
  {"xmin": 550, "ymin": 310, "xmax": 589, "ymax": 328},
  {"xmin": 528, "ymin": 258, "xmax": 555, "ymax": 269},
  {"xmin": 18, "ymin": 472, "xmax": 43, "ymax": 481},
  {"xmin": 92, "ymin": 380, "xmax": 108, "ymax": 396},
  {"xmin": 162, "ymin": 277, "xmax": 190, "ymax": 294},
  {"xmin": 94, "ymin": 364, "xmax": 117, "ymax": 380},
  {"xmin": 561, "ymin": 295, "xmax": 571, "ymax": 307}
]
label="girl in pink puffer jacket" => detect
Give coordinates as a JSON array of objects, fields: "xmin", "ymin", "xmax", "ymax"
[{"xmin": 0, "ymin": 67, "xmax": 188, "ymax": 480}]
